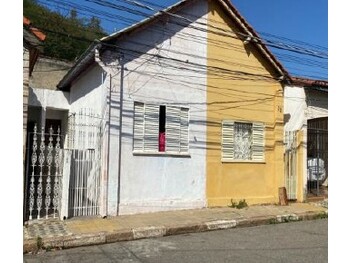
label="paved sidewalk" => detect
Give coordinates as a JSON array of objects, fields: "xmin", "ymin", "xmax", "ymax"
[{"xmin": 23, "ymin": 202, "xmax": 327, "ymax": 253}]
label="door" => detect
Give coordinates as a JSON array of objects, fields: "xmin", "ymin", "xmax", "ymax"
[{"xmin": 307, "ymin": 117, "xmax": 328, "ymax": 197}]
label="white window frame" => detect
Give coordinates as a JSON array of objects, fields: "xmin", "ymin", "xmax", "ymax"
[
  {"xmin": 133, "ymin": 102, "xmax": 190, "ymax": 156},
  {"xmin": 221, "ymin": 120, "xmax": 265, "ymax": 163}
]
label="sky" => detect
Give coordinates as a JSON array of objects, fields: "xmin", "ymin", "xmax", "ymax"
[{"xmin": 40, "ymin": 0, "xmax": 328, "ymax": 80}]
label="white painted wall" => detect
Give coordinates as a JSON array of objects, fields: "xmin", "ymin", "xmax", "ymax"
[
  {"xmin": 284, "ymin": 86, "xmax": 307, "ymax": 132},
  {"xmin": 29, "ymin": 88, "xmax": 70, "ymax": 110},
  {"xmin": 70, "ymin": 65, "xmax": 107, "ymax": 116},
  {"xmin": 284, "ymin": 85, "xmax": 328, "ymax": 201},
  {"xmin": 284, "ymin": 85, "xmax": 328, "ymax": 132},
  {"xmin": 103, "ymin": 0, "xmax": 208, "ymax": 215}
]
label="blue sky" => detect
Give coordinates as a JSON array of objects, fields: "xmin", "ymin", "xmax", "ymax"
[{"xmin": 41, "ymin": 0, "xmax": 328, "ymax": 80}]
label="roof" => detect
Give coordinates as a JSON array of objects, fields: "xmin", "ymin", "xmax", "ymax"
[
  {"xmin": 58, "ymin": 0, "xmax": 289, "ymax": 90},
  {"xmin": 23, "ymin": 16, "xmax": 46, "ymax": 42},
  {"xmin": 290, "ymin": 76, "xmax": 328, "ymax": 89}
]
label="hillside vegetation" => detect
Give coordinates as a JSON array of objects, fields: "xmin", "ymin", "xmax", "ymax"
[{"xmin": 24, "ymin": 0, "xmax": 106, "ymax": 61}]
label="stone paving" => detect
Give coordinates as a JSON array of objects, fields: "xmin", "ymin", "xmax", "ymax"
[{"xmin": 24, "ymin": 220, "xmax": 73, "ymax": 239}]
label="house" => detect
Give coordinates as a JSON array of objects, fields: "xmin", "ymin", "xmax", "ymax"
[
  {"xmin": 26, "ymin": 56, "xmax": 73, "ymax": 138},
  {"xmin": 24, "ymin": 0, "xmax": 291, "ymax": 221},
  {"xmin": 23, "ymin": 55, "xmax": 74, "ymax": 221},
  {"xmin": 284, "ymin": 77, "xmax": 328, "ymax": 202},
  {"xmin": 204, "ymin": 0, "xmax": 288, "ymax": 207},
  {"xmin": 23, "ymin": 17, "xmax": 46, "ymax": 157}
]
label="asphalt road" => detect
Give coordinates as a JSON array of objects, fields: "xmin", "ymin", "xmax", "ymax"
[{"xmin": 24, "ymin": 219, "xmax": 328, "ymax": 263}]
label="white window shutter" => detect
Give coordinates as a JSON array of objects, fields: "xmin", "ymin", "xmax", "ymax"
[
  {"xmin": 144, "ymin": 104, "xmax": 159, "ymax": 152},
  {"xmin": 222, "ymin": 121, "xmax": 234, "ymax": 160},
  {"xmin": 166, "ymin": 106, "xmax": 181, "ymax": 152},
  {"xmin": 252, "ymin": 122, "xmax": 265, "ymax": 161},
  {"xmin": 133, "ymin": 102, "xmax": 145, "ymax": 151},
  {"xmin": 180, "ymin": 108, "xmax": 189, "ymax": 153}
]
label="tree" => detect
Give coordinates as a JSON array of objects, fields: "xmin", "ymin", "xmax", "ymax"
[{"xmin": 23, "ymin": 0, "xmax": 106, "ymax": 61}]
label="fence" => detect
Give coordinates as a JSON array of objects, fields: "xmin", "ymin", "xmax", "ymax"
[
  {"xmin": 24, "ymin": 125, "xmax": 63, "ymax": 221},
  {"xmin": 284, "ymin": 131, "xmax": 297, "ymax": 200}
]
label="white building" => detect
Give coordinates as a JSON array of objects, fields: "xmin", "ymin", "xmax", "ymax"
[{"xmin": 284, "ymin": 77, "xmax": 328, "ymax": 202}]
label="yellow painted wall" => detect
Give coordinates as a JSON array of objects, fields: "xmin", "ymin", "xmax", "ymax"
[
  {"xmin": 296, "ymin": 129, "xmax": 307, "ymax": 202},
  {"xmin": 206, "ymin": 0, "xmax": 285, "ymax": 206}
]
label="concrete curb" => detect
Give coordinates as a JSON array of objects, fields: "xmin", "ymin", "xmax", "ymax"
[{"xmin": 23, "ymin": 210, "xmax": 328, "ymax": 254}]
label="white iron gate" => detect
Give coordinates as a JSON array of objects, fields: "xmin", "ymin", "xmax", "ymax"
[
  {"xmin": 24, "ymin": 125, "xmax": 63, "ymax": 221},
  {"xmin": 284, "ymin": 131, "xmax": 297, "ymax": 200},
  {"xmin": 66, "ymin": 109, "xmax": 102, "ymax": 218}
]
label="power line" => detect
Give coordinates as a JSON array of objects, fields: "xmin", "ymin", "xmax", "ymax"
[
  {"xmin": 30, "ymin": 0, "xmax": 328, "ymax": 80},
  {"xmin": 41, "ymin": 0, "xmax": 327, "ymax": 59}
]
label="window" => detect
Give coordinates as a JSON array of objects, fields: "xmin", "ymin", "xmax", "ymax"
[
  {"xmin": 133, "ymin": 102, "xmax": 189, "ymax": 154},
  {"xmin": 222, "ymin": 120, "xmax": 264, "ymax": 162}
]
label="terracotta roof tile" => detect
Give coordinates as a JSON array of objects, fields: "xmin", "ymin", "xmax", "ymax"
[{"xmin": 23, "ymin": 16, "xmax": 46, "ymax": 41}]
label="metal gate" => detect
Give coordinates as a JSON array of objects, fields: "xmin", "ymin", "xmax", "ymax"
[
  {"xmin": 284, "ymin": 131, "xmax": 297, "ymax": 200},
  {"xmin": 24, "ymin": 109, "xmax": 103, "ymax": 221},
  {"xmin": 66, "ymin": 109, "xmax": 102, "ymax": 217},
  {"xmin": 24, "ymin": 125, "xmax": 63, "ymax": 221},
  {"xmin": 307, "ymin": 118, "xmax": 328, "ymax": 197}
]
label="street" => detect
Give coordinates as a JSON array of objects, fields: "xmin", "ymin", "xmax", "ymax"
[{"xmin": 24, "ymin": 219, "xmax": 327, "ymax": 263}]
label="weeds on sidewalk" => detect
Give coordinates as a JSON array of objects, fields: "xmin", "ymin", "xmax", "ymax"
[
  {"xmin": 315, "ymin": 211, "xmax": 328, "ymax": 219},
  {"xmin": 228, "ymin": 199, "xmax": 248, "ymax": 209},
  {"xmin": 36, "ymin": 236, "xmax": 43, "ymax": 253}
]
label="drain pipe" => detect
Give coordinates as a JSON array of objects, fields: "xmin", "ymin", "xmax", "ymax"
[
  {"xmin": 95, "ymin": 45, "xmax": 110, "ymax": 217},
  {"xmin": 116, "ymin": 56, "xmax": 124, "ymax": 216},
  {"xmin": 95, "ymin": 45, "xmax": 124, "ymax": 216}
]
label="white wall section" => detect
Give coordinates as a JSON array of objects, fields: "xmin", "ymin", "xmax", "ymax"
[{"xmin": 101, "ymin": 0, "xmax": 209, "ymax": 215}]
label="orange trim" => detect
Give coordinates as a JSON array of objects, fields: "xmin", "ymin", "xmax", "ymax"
[{"xmin": 23, "ymin": 16, "xmax": 46, "ymax": 41}]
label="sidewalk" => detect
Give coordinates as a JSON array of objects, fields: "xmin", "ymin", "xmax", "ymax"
[{"xmin": 23, "ymin": 202, "xmax": 328, "ymax": 253}]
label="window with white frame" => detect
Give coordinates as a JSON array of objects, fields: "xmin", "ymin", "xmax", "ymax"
[
  {"xmin": 221, "ymin": 120, "xmax": 265, "ymax": 162},
  {"xmin": 133, "ymin": 102, "xmax": 189, "ymax": 154}
]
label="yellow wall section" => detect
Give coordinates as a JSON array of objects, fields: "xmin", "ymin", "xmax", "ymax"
[
  {"xmin": 296, "ymin": 130, "xmax": 306, "ymax": 202},
  {"xmin": 206, "ymin": 0, "xmax": 284, "ymax": 206}
]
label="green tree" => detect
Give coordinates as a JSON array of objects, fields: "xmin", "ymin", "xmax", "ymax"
[{"xmin": 23, "ymin": 0, "xmax": 106, "ymax": 61}]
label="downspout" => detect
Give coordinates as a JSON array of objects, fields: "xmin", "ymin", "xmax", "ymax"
[
  {"xmin": 95, "ymin": 46, "xmax": 110, "ymax": 217},
  {"xmin": 116, "ymin": 55, "xmax": 124, "ymax": 216}
]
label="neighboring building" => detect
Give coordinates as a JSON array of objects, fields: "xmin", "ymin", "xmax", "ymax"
[
  {"xmin": 24, "ymin": 0, "xmax": 291, "ymax": 221},
  {"xmin": 284, "ymin": 77, "xmax": 328, "ymax": 202},
  {"xmin": 23, "ymin": 17, "xmax": 45, "ymax": 157},
  {"xmin": 23, "ymin": 54, "xmax": 73, "ymax": 222},
  {"xmin": 27, "ymin": 56, "xmax": 73, "ymax": 140}
]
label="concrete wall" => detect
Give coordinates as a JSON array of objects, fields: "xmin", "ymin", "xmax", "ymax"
[
  {"xmin": 31, "ymin": 57, "xmax": 73, "ymax": 90},
  {"xmin": 306, "ymin": 89, "xmax": 328, "ymax": 120},
  {"xmin": 206, "ymin": 0, "xmax": 285, "ymax": 206},
  {"xmin": 103, "ymin": 0, "xmax": 208, "ymax": 215}
]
